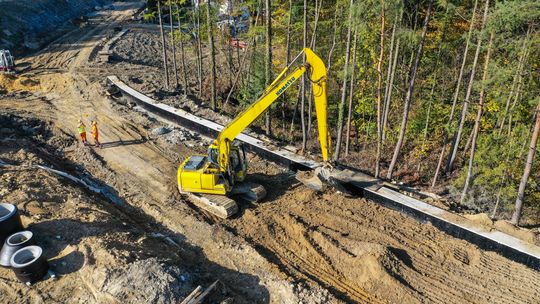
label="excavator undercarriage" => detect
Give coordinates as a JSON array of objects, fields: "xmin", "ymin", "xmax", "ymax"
[{"xmin": 179, "ymin": 182, "xmax": 266, "ymax": 219}]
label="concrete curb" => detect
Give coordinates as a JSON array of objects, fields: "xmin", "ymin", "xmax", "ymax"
[{"xmin": 98, "ymin": 28, "xmax": 129, "ymax": 62}]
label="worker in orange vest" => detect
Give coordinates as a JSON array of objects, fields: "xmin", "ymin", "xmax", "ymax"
[
  {"xmin": 91, "ymin": 120, "xmax": 102, "ymax": 148},
  {"xmin": 78, "ymin": 120, "xmax": 87, "ymax": 145}
]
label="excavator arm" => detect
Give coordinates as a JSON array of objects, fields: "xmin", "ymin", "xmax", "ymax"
[{"xmin": 211, "ymin": 48, "xmax": 331, "ymax": 171}]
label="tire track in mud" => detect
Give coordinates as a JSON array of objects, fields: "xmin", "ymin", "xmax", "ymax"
[
  {"xmin": 227, "ymin": 208, "xmax": 389, "ymax": 303},
  {"xmin": 238, "ymin": 222, "xmax": 378, "ymax": 303},
  {"xmin": 272, "ymin": 215, "xmax": 378, "ymax": 303}
]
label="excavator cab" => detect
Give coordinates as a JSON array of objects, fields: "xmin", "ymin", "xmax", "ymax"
[
  {"xmin": 206, "ymin": 142, "xmax": 247, "ymax": 185},
  {"xmin": 178, "ymin": 142, "xmax": 256, "ymax": 219}
]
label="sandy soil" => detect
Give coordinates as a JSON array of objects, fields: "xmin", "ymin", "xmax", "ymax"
[
  {"xmin": 224, "ymin": 182, "xmax": 540, "ymax": 303},
  {"xmin": 0, "ymin": 114, "xmax": 195, "ymax": 303},
  {"xmin": 1, "ymin": 2, "xmax": 540, "ymax": 303}
]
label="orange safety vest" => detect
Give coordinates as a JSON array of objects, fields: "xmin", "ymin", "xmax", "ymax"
[{"xmin": 91, "ymin": 124, "xmax": 99, "ymax": 138}]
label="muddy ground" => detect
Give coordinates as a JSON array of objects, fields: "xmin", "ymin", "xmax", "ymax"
[{"xmin": 1, "ymin": 1, "xmax": 540, "ymax": 303}]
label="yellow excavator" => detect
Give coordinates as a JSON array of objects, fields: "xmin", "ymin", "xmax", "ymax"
[{"xmin": 177, "ymin": 48, "xmax": 331, "ymax": 218}]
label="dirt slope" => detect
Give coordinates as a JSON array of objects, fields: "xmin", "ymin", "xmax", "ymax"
[{"xmin": 224, "ymin": 181, "xmax": 540, "ymax": 303}]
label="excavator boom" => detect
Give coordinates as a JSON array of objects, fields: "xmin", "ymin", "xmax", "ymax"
[{"xmin": 214, "ymin": 48, "xmax": 331, "ymax": 171}]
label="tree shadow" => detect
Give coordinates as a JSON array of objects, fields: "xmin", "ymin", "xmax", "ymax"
[
  {"xmin": 47, "ymin": 250, "xmax": 85, "ymax": 276},
  {"xmin": 386, "ymin": 247, "xmax": 419, "ymax": 294},
  {"xmin": 28, "ymin": 216, "xmax": 270, "ymax": 302}
]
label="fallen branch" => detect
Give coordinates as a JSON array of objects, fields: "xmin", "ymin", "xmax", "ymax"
[
  {"xmin": 187, "ymin": 280, "xmax": 219, "ymax": 304},
  {"xmin": 180, "ymin": 286, "xmax": 202, "ymax": 304}
]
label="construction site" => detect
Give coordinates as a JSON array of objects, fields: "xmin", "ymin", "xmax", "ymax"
[{"xmin": 1, "ymin": 1, "xmax": 540, "ymax": 303}]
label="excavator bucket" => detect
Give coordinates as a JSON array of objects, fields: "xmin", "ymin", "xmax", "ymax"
[
  {"xmin": 296, "ymin": 166, "xmax": 378, "ymax": 193},
  {"xmin": 295, "ymin": 167, "xmax": 332, "ymax": 192}
]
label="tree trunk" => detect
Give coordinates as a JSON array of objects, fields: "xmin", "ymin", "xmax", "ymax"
[
  {"xmin": 195, "ymin": 3, "xmax": 203, "ymax": 96},
  {"xmin": 157, "ymin": 1, "xmax": 170, "ymax": 90},
  {"xmin": 450, "ymin": 0, "xmax": 479, "ymax": 122},
  {"xmin": 176, "ymin": 5, "xmax": 188, "ymax": 96},
  {"xmin": 242, "ymin": 0, "xmax": 262, "ymax": 89},
  {"xmin": 228, "ymin": 1, "xmax": 262, "ymax": 105},
  {"xmin": 169, "ymin": 3, "xmax": 178, "ymax": 89},
  {"xmin": 492, "ymin": 127, "xmax": 517, "ymax": 218},
  {"xmin": 326, "ymin": 5, "xmax": 340, "ymax": 71},
  {"xmin": 446, "ymin": 0, "xmax": 490, "ymax": 173},
  {"xmin": 381, "ymin": 9, "xmax": 400, "ymax": 143},
  {"xmin": 506, "ymin": 47, "xmax": 530, "ymax": 136},
  {"xmin": 345, "ymin": 27, "xmax": 358, "ymax": 156},
  {"xmin": 300, "ymin": 0, "xmax": 308, "ymax": 151},
  {"xmin": 461, "ymin": 32, "xmax": 494, "ymax": 204},
  {"xmin": 226, "ymin": 38, "xmax": 234, "ymax": 88},
  {"xmin": 404, "ymin": 2, "xmax": 418, "ymax": 86},
  {"xmin": 224, "ymin": 42, "xmax": 252, "ymax": 106},
  {"xmin": 290, "ymin": 88, "xmax": 302, "ymax": 137},
  {"xmin": 382, "ymin": 22, "xmax": 396, "ymax": 123},
  {"xmin": 375, "ymin": 2, "xmax": 385, "ymax": 177},
  {"xmin": 226, "ymin": 2, "xmax": 235, "ymax": 87},
  {"xmin": 431, "ymin": 0, "xmax": 479, "ymax": 187},
  {"xmin": 206, "ymin": 2, "xmax": 217, "ymax": 110},
  {"xmin": 416, "ymin": 5, "xmax": 450, "ymax": 175},
  {"xmin": 264, "ymin": 0, "xmax": 272, "ymax": 136},
  {"xmin": 333, "ymin": 0, "xmax": 354, "ymax": 161},
  {"xmin": 307, "ymin": 0, "xmax": 323, "ymax": 137},
  {"xmin": 382, "ymin": 38, "xmax": 400, "ymax": 144},
  {"xmin": 283, "ymin": 0, "xmax": 293, "ymax": 135},
  {"xmin": 511, "ymin": 103, "xmax": 540, "ymax": 226},
  {"xmin": 386, "ymin": 0, "xmax": 433, "ymax": 179},
  {"xmin": 285, "ymin": 0, "xmax": 293, "ymax": 66},
  {"xmin": 498, "ymin": 26, "xmax": 531, "ymax": 134}
]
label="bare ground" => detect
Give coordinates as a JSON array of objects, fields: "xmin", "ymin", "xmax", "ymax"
[{"xmin": 1, "ymin": 2, "xmax": 540, "ymax": 303}]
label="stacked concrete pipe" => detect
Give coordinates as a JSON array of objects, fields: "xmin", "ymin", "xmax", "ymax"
[{"xmin": 0, "ymin": 203, "xmax": 49, "ymax": 284}]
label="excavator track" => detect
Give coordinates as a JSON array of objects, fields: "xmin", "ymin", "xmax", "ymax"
[
  {"xmin": 231, "ymin": 182, "xmax": 267, "ymax": 203},
  {"xmin": 179, "ymin": 187, "xmax": 238, "ymax": 219}
]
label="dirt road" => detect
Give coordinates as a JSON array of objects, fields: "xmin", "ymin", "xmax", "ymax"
[{"xmin": 1, "ymin": 1, "xmax": 539, "ymax": 303}]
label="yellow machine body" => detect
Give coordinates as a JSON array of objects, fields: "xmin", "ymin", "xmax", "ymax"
[{"xmin": 177, "ymin": 155, "xmax": 227, "ymax": 195}]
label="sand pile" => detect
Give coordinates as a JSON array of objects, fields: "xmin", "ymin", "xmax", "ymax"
[
  {"xmin": 464, "ymin": 213, "xmax": 494, "ymax": 226},
  {"xmin": 464, "ymin": 213, "xmax": 538, "ymax": 245},
  {"xmin": 494, "ymin": 220, "xmax": 538, "ymax": 245}
]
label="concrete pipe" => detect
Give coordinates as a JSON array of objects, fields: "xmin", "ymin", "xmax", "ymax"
[
  {"xmin": 10, "ymin": 246, "xmax": 49, "ymax": 284},
  {"xmin": 0, "ymin": 231, "xmax": 35, "ymax": 267},
  {"xmin": 0, "ymin": 203, "xmax": 23, "ymax": 249}
]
